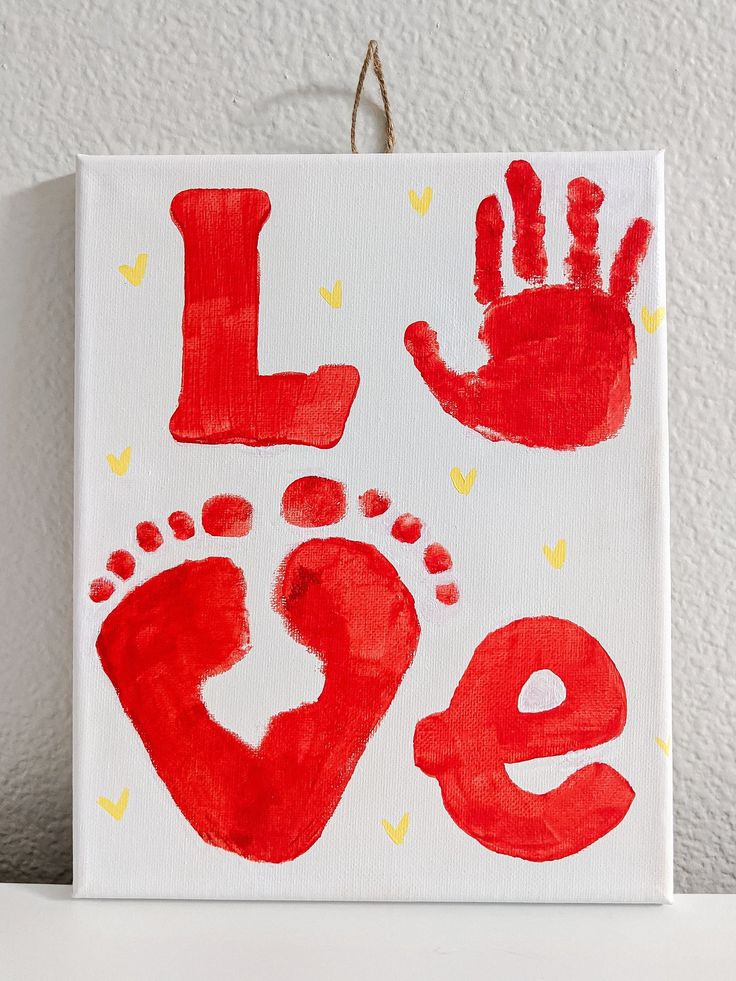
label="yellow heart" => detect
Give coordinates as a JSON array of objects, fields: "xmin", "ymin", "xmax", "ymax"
[
  {"xmin": 106, "ymin": 447, "xmax": 131, "ymax": 476},
  {"xmin": 656, "ymin": 736, "xmax": 671, "ymax": 757},
  {"xmin": 97, "ymin": 787, "xmax": 129, "ymax": 821},
  {"xmin": 119, "ymin": 253, "xmax": 148, "ymax": 286},
  {"xmin": 320, "ymin": 280, "xmax": 342, "ymax": 309},
  {"xmin": 543, "ymin": 539, "xmax": 567, "ymax": 569},
  {"xmin": 450, "ymin": 467, "xmax": 476, "ymax": 496},
  {"xmin": 409, "ymin": 187, "xmax": 433, "ymax": 216},
  {"xmin": 382, "ymin": 812, "xmax": 410, "ymax": 845},
  {"xmin": 642, "ymin": 305, "xmax": 665, "ymax": 334}
]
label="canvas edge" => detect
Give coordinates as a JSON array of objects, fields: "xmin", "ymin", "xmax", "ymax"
[
  {"xmin": 72, "ymin": 155, "xmax": 90, "ymax": 899},
  {"xmin": 655, "ymin": 148, "xmax": 674, "ymax": 905}
]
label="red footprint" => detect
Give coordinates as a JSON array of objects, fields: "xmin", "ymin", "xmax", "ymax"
[
  {"xmin": 91, "ymin": 480, "xmax": 456, "ymax": 862},
  {"xmin": 405, "ymin": 161, "xmax": 653, "ymax": 449}
]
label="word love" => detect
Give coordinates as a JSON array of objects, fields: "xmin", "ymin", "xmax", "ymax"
[{"xmin": 168, "ymin": 168, "xmax": 652, "ymax": 453}]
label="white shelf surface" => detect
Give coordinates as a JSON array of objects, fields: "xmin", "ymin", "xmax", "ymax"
[{"xmin": 1, "ymin": 886, "xmax": 734, "ymax": 980}]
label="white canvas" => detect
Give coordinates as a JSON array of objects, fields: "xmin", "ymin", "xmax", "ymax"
[{"xmin": 73, "ymin": 151, "xmax": 671, "ymax": 902}]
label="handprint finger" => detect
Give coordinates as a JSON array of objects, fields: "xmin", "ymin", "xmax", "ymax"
[
  {"xmin": 474, "ymin": 195, "xmax": 504, "ymax": 306},
  {"xmin": 505, "ymin": 160, "xmax": 547, "ymax": 284},
  {"xmin": 609, "ymin": 217, "xmax": 653, "ymax": 303},
  {"xmin": 565, "ymin": 177, "xmax": 604, "ymax": 289}
]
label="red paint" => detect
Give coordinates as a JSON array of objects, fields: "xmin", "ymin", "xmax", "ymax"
[
  {"xmin": 168, "ymin": 189, "xmax": 360, "ymax": 449},
  {"xmin": 169, "ymin": 511, "xmax": 195, "ymax": 540},
  {"xmin": 391, "ymin": 513, "xmax": 423, "ymax": 544},
  {"xmin": 282, "ymin": 477, "xmax": 346, "ymax": 527},
  {"xmin": 414, "ymin": 617, "xmax": 633, "ymax": 861},
  {"xmin": 201, "ymin": 495, "xmax": 252, "ymax": 537},
  {"xmin": 136, "ymin": 522, "xmax": 163, "ymax": 552},
  {"xmin": 505, "ymin": 160, "xmax": 547, "ymax": 283},
  {"xmin": 358, "ymin": 489, "xmax": 391, "ymax": 518},
  {"xmin": 435, "ymin": 582, "xmax": 459, "ymax": 606},
  {"xmin": 405, "ymin": 161, "xmax": 653, "ymax": 449},
  {"xmin": 565, "ymin": 177, "xmax": 604, "ymax": 289},
  {"xmin": 90, "ymin": 577, "xmax": 115, "ymax": 603},
  {"xmin": 424, "ymin": 543, "xmax": 452, "ymax": 574},
  {"xmin": 95, "ymin": 539, "xmax": 420, "ymax": 862},
  {"xmin": 106, "ymin": 550, "xmax": 135, "ymax": 580},
  {"xmin": 609, "ymin": 218, "xmax": 653, "ymax": 303},
  {"xmin": 474, "ymin": 195, "xmax": 504, "ymax": 306}
]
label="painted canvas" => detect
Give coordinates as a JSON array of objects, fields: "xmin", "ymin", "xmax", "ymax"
[{"xmin": 74, "ymin": 152, "xmax": 671, "ymax": 901}]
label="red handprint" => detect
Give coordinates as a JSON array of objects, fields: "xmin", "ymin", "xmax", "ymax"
[{"xmin": 405, "ymin": 161, "xmax": 653, "ymax": 449}]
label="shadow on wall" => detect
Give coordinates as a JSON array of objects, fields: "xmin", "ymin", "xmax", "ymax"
[{"xmin": 0, "ymin": 175, "xmax": 75, "ymax": 882}]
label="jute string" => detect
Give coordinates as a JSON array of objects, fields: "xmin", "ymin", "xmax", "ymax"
[{"xmin": 351, "ymin": 40, "xmax": 396, "ymax": 153}]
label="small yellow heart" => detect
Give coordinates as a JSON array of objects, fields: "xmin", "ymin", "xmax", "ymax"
[
  {"xmin": 656, "ymin": 736, "xmax": 671, "ymax": 757},
  {"xmin": 382, "ymin": 812, "xmax": 410, "ymax": 845},
  {"xmin": 642, "ymin": 305, "xmax": 665, "ymax": 334},
  {"xmin": 97, "ymin": 788, "xmax": 129, "ymax": 821},
  {"xmin": 450, "ymin": 467, "xmax": 476, "ymax": 496},
  {"xmin": 119, "ymin": 253, "xmax": 148, "ymax": 286},
  {"xmin": 409, "ymin": 187, "xmax": 433, "ymax": 216},
  {"xmin": 106, "ymin": 446, "xmax": 131, "ymax": 476},
  {"xmin": 543, "ymin": 539, "xmax": 567, "ymax": 569},
  {"xmin": 320, "ymin": 280, "xmax": 342, "ymax": 309}
]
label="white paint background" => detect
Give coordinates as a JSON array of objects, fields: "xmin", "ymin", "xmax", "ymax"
[
  {"xmin": 74, "ymin": 151, "xmax": 668, "ymax": 901},
  {"xmin": 0, "ymin": 0, "xmax": 732, "ymax": 893}
]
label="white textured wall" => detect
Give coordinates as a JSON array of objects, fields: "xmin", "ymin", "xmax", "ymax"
[{"xmin": 0, "ymin": 0, "xmax": 733, "ymax": 891}]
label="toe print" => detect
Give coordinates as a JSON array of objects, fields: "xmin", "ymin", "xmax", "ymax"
[
  {"xmin": 281, "ymin": 476, "xmax": 347, "ymax": 527},
  {"xmin": 168, "ymin": 511, "xmax": 195, "ymax": 540},
  {"xmin": 106, "ymin": 550, "xmax": 136, "ymax": 580},
  {"xmin": 391, "ymin": 513, "xmax": 423, "ymax": 544},
  {"xmin": 424, "ymin": 543, "xmax": 452, "ymax": 574},
  {"xmin": 435, "ymin": 582, "xmax": 460, "ymax": 607},
  {"xmin": 136, "ymin": 521, "xmax": 163, "ymax": 552},
  {"xmin": 89, "ymin": 479, "xmax": 457, "ymax": 862},
  {"xmin": 89, "ymin": 577, "xmax": 115, "ymax": 603},
  {"xmin": 404, "ymin": 160, "xmax": 653, "ymax": 449},
  {"xmin": 201, "ymin": 494, "xmax": 253, "ymax": 536},
  {"xmin": 358, "ymin": 489, "xmax": 391, "ymax": 517}
]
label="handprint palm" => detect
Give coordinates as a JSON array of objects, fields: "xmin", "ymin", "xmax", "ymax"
[{"xmin": 404, "ymin": 161, "xmax": 653, "ymax": 450}]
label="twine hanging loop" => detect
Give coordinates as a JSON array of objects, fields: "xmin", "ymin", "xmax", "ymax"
[{"xmin": 351, "ymin": 40, "xmax": 396, "ymax": 154}]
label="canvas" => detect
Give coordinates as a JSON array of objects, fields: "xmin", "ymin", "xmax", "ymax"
[{"xmin": 73, "ymin": 151, "xmax": 671, "ymax": 902}]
